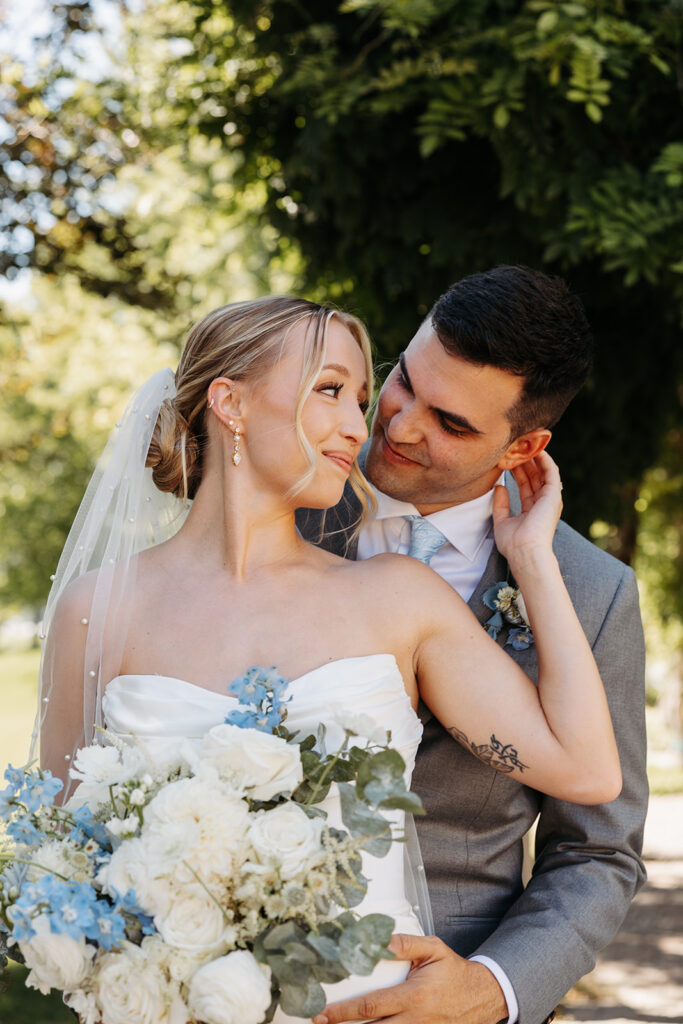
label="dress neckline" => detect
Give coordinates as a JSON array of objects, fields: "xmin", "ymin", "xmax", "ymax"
[{"xmin": 106, "ymin": 653, "xmax": 401, "ymax": 699}]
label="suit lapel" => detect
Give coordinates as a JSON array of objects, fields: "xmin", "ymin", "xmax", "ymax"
[
  {"xmin": 467, "ymin": 544, "xmax": 508, "ymax": 628},
  {"xmin": 467, "ymin": 472, "xmax": 517, "ymax": 636}
]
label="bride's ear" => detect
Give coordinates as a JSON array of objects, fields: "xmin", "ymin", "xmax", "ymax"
[{"xmin": 207, "ymin": 377, "xmax": 245, "ymax": 431}]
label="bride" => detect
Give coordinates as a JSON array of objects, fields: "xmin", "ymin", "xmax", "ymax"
[{"xmin": 35, "ymin": 296, "xmax": 620, "ymax": 1022}]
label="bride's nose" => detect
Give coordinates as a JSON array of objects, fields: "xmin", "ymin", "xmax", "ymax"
[{"xmin": 341, "ymin": 402, "xmax": 369, "ymax": 445}]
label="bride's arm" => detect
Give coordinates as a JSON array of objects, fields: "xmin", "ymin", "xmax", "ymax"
[{"xmin": 410, "ymin": 454, "xmax": 621, "ymax": 805}]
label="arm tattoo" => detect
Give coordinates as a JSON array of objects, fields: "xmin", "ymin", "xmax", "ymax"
[{"xmin": 448, "ymin": 726, "xmax": 530, "ymax": 774}]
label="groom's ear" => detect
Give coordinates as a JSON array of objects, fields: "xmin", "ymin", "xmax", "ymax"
[{"xmin": 496, "ymin": 428, "xmax": 552, "ymax": 470}]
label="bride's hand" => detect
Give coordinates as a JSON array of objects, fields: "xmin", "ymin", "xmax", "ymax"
[{"xmin": 492, "ymin": 451, "xmax": 563, "ymax": 566}]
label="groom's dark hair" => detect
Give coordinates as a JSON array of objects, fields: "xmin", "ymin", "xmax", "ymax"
[{"xmin": 430, "ymin": 265, "xmax": 593, "ymax": 438}]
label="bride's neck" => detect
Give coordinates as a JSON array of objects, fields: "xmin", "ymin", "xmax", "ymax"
[{"xmin": 173, "ymin": 459, "xmax": 304, "ymax": 581}]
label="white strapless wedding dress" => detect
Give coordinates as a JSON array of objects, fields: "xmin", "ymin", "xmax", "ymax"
[{"xmin": 103, "ymin": 654, "xmax": 425, "ymax": 1024}]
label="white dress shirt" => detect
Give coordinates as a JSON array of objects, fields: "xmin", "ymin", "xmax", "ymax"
[{"xmin": 356, "ymin": 476, "xmax": 519, "ymax": 1024}]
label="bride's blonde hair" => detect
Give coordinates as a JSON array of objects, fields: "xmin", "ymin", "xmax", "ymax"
[{"xmin": 147, "ymin": 296, "xmax": 376, "ymax": 519}]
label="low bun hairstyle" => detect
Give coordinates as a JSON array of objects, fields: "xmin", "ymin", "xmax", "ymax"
[
  {"xmin": 146, "ymin": 296, "xmax": 375, "ymax": 514},
  {"xmin": 146, "ymin": 399, "xmax": 200, "ymax": 499}
]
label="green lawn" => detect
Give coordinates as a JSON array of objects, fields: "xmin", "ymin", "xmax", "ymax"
[
  {"xmin": 0, "ymin": 962, "xmax": 73, "ymax": 1024},
  {"xmin": 0, "ymin": 649, "xmax": 41, "ymax": 768}
]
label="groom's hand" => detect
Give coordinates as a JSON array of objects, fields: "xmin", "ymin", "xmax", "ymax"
[{"xmin": 312, "ymin": 934, "xmax": 509, "ymax": 1024}]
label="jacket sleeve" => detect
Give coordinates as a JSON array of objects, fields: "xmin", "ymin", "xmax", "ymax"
[{"xmin": 473, "ymin": 566, "xmax": 648, "ymax": 1024}]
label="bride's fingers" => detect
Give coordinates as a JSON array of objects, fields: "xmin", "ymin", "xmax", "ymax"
[
  {"xmin": 492, "ymin": 483, "xmax": 510, "ymax": 527},
  {"xmin": 511, "ymin": 461, "xmax": 534, "ymax": 510}
]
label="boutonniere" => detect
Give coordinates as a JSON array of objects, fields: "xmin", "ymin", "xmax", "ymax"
[{"xmin": 482, "ymin": 581, "xmax": 534, "ymax": 651}]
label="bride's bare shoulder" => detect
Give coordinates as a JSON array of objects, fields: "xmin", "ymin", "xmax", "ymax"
[{"xmin": 339, "ymin": 551, "xmax": 457, "ymax": 598}]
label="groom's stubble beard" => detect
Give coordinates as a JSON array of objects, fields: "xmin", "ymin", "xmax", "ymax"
[{"xmin": 364, "ymin": 413, "xmax": 509, "ymax": 510}]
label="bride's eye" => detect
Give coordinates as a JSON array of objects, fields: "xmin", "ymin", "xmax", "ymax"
[{"xmin": 317, "ymin": 383, "xmax": 343, "ymax": 399}]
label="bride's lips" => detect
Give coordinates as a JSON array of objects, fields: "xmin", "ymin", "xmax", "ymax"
[
  {"xmin": 379, "ymin": 429, "xmax": 422, "ymax": 467},
  {"xmin": 323, "ymin": 450, "xmax": 354, "ymax": 473}
]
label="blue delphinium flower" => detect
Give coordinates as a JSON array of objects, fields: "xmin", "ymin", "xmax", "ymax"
[
  {"xmin": 112, "ymin": 888, "xmax": 155, "ymax": 935},
  {"xmin": 68, "ymin": 806, "xmax": 110, "ymax": 850},
  {"xmin": 88, "ymin": 901, "xmax": 127, "ymax": 950},
  {"xmin": 6, "ymin": 818, "xmax": 43, "ymax": 847},
  {"xmin": 506, "ymin": 627, "xmax": 534, "ymax": 651},
  {"xmin": 19, "ymin": 773, "xmax": 63, "ymax": 814},
  {"xmin": 3, "ymin": 765, "xmax": 26, "ymax": 789},
  {"xmin": 225, "ymin": 665, "xmax": 290, "ymax": 733}
]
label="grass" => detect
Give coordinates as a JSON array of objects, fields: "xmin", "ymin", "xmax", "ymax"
[
  {"xmin": 0, "ymin": 962, "xmax": 73, "ymax": 1024},
  {"xmin": 0, "ymin": 648, "xmax": 41, "ymax": 768},
  {"xmin": 648, "ymin": 763, "xmax": 683, "ymax": 795}
]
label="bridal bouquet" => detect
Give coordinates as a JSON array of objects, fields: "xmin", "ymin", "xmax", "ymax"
[{"xmin": 0, "ymin": 668, "xmax": 423, "ymax": 1024}]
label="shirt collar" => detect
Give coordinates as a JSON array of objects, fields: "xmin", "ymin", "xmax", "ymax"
[{"xmin": 368, "ymin": 475, "xmax": 504, "ymax": 563}]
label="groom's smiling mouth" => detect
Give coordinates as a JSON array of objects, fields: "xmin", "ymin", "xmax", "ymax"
[{"xmin": 377, "ymin": 426, "xmax": 425, "ymax": 467}]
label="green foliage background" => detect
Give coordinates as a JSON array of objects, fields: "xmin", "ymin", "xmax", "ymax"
[{"xmin": 0, "ymin": 0, "xmax": 681, "ymax": 641}]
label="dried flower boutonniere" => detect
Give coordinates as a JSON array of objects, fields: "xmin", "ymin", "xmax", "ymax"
[{"xmin": 482, "ymin": 581, "xmax": 534, "ymax": 651}]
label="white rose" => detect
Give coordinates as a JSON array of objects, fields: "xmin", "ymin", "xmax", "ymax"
[
  {"xmin": 65, "ymin": 989, "xmax": 100, "ymax": 1024},
  {"xmin": 187, "ymin": 950, "xmax": 272, "ymax": 1024},
  {"xmin": 67, "ymin": 741, "xmax": 148, "ymax": 810},
  {"xmin": 144, "ymin": 776, "xmax": 251, "ymax": 882},
  {"xmin": 154, "ymin": 887, "xmax": 236, "ymax": 954},
  {"xmin": 20, "ymin": 914, "xmax": 95, "ymax": 995},
  {"xmin": 140, "ymin": 820, "xmax": 199, "ymax": 878},
  {"xmin": 200, "ymin": 724, "xmax": 303, "ymax": 800},
  {"xmin": 97, "ymin": 836, "xmax": 172, "ymax": 918},
  {"xmin": 248, "ymin": 802, "xmax": 324, "ymax": 880},
  {"xmin": 330, "ymin": 705, "xmax": 387, "ymax": 745},
  {"xmin": 95, "ymin": 942, "xmax": 178, "ymax": 1024}
]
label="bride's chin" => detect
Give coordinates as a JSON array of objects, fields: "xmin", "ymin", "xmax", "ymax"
[{"xmin": 292, "ymin": 481, "xmax": 347, "ymax": 512}]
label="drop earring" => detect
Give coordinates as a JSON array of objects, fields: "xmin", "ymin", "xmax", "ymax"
[{"xmin": 229, "ymin": 421, "xmax": 242, "ymax": 466}]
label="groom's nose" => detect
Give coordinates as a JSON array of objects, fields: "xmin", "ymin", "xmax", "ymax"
[{"xmin": 385, "ymin": 401, "xmax": 425, "ymax": 446}]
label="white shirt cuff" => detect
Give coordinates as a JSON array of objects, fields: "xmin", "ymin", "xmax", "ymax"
[{"xmin": 468, "ymin": 955, "xmax": 519, "ymax": 1024}]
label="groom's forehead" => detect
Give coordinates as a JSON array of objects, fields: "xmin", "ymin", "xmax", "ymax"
[{"xmin": 402, "ymin": 325, "xmax": 523, "ymax": 421}]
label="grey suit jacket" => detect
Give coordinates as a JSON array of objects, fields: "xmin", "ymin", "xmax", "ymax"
[{"xmin": 296, "ymin": 473, "xmax": 648, "ymax": 1024}]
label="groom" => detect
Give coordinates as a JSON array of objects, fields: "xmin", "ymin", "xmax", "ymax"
[{"xmin": 299, "ymin": 265, "xmax": 648, "ymax": 1024}]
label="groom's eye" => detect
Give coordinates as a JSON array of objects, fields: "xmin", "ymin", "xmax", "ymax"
[
  {"xmin": 438, "ymin": 415, "xmax": 467, "ymax": 438},
  {"xmin": 396, "ymin": 368, "xmax": 411, "ymax": 392}
]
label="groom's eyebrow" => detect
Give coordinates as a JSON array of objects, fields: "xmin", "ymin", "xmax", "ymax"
[{"xmin": 399, "ymin": 352, "xmax": 483, "ymax": 435}]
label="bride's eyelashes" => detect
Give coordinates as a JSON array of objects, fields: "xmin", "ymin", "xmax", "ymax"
[{"xmin": 315, "ymin": 381, "xmax": 369, "ymax": 415}]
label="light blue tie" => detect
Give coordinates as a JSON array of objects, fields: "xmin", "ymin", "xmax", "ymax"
[{"xmin": 403, "ymin": 515, "xmax": 448, "ymax": 565}]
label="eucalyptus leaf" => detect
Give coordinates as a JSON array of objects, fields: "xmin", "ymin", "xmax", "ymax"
[
  {"xmin": 284, "ymin": 942, "xmax": 318, "ymax": 965},
  {"xmin": 267, "ymin": 953, "xmax": 312, "ymax": 986},
  {"xmin": 378, "ymin": 791, "xmax": 426, "ymax": 815},
  {"xmin": 338, "ymin": 928, "xmax": 376, "ymax": 976},
  {"xmin": 306, "ymin": 933, "xmax": 341, "ymax": 961},
  {"xmin": 279, "ymin": 977, "xmax": 326, "ymax": 1017},
  {"xmin": 263, "ymin": 921, "xmax": 306, "ymax": 950},
  {"xmin": 338, "ymin": 782, "xmax": 392, "ymax": 857}
]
